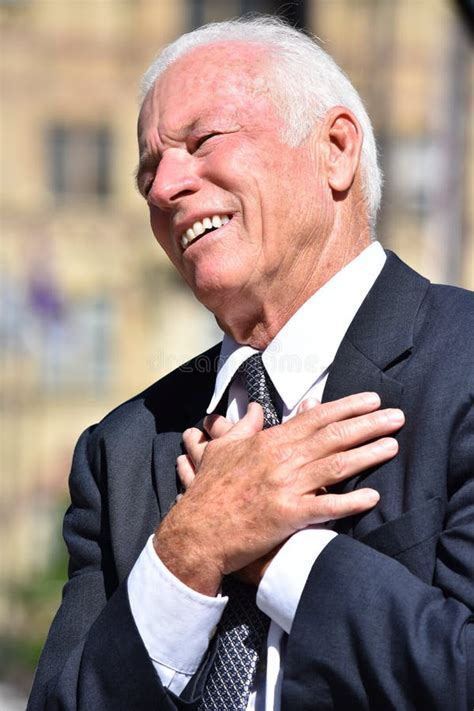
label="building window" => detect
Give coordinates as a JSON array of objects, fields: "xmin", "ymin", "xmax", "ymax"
[
  {"xmin": 30, "ymin": 290, "xmax": 114, "ymax": 395},
  {"xmin": 47, "ymin": 124, "xmax": 112, "ymax": 201},
  {"xmin": 388, "ymin": 137, "xmax": 442, "ymax": 217}
]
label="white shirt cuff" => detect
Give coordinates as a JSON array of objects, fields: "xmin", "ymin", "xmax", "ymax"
[
  {"xmin": 257, "ymin": 527, "xmax": 337, "ymax": 634},
  {"xmin": 127, "ymin": 535, "xmax": 227, "ymax": 678}
]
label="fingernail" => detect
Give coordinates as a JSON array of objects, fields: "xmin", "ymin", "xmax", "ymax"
[
  {"xmin": 365, "ymin": 489, "xmax": 380, "ymax": 503},
  {"xmin": 380, "ymin": 438, "xmax": 398, "ymax": 453},
  {"xmin": 304, "ymin": 397, "xmax": 318, "ymax": 410},
  {"xmin": 363, "ymin": 392, "xmax": 380, "ymax": 405},
  {"xmin": 387, "ymin": 409, "xmax": 404, "ymax": 424}
]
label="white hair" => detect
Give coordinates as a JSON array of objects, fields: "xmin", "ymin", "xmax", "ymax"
[{"xmin": 141, "ymin": 16, "xmax": 382, "ymax": 230}]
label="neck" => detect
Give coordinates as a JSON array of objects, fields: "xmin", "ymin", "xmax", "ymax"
[{"xmin": 217, "ymin": 231, "xmax": 372, "ymax": 349}]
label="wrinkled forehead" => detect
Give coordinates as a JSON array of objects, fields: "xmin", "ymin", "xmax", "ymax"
[
  {"xmin": 138, "ymin": 42, "xmax": 274, "ymax": 138},
  {"xmin": 168, "ymin": 41, "xmax": 271, "ymax": 86}
]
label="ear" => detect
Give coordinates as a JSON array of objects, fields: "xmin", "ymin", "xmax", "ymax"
[{"xmin": 322, "ymin": 107, "xmax": 363, "ymax": 193}]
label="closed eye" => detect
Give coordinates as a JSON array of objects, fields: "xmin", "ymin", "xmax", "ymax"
[
  {"xmin": 135, "ymin": 173, "xmax": 153, "ymax": 199},
  {"xmin": 194, "ymin": 132, "xmax": 220, "ymax": 150},
  {"xmin": 143, "ymin": 179, "xmax": 154, "ymax": 198},
  {"xmin": 135, "ymin": 154, "xmax": 159, "ymax": 199}
]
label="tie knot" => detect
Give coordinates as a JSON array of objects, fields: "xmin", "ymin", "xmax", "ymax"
[{"xmin": 238, "ymin": 353, "xmax": 280, "ymax": 428}]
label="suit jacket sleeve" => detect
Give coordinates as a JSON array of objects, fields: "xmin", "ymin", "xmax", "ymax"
[
  {"xmin": 27, "ymin": 426, "xmax": 180, "ymax": 711},
  {"xmin": 283, "ymin": 397, "xmax": 474, "ymax": 710}
]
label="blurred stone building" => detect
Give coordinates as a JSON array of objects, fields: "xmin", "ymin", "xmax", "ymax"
[{"xmin": 0, "ymin": 0, "xmax": 472, "ymax": 682}]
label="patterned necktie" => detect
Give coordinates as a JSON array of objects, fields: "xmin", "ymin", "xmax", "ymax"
[
  {"xmin": 239, "ymin": 352, "xmax": 280, "ymax": 428},
  {"xmin": 199, "ymin": 353, "xmax": 279, "ymax": 711}
]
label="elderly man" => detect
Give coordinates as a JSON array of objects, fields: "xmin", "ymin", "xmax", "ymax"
[{"xmin": 29, "ymin": 17, "xmax": 473, "ymax": 711}]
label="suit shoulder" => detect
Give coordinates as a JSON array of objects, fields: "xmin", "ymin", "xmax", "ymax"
[
  {"xmin": 417, "ymin": 282, "xmax": 474, "ymax": 392},
  {"xmin": 426, "ymin": 282, "xmax": 474, "ymax": 329},
  {"xmin": 429, "ymin": 281, "xmax": 473, "ymax": 303},
  {"xmin": 88, "ymin": 342, "xmax": 221, "ymax": 445}
]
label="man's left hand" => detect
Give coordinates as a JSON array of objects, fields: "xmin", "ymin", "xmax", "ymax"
[{"xmin": 177, "ymin": 399, "xmax": 318, "ymax": 585}]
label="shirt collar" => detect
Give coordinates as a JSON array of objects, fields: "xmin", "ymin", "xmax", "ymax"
[{"xmin": 207, "ymin": 241, "xmax": 386, "ymax": 414}]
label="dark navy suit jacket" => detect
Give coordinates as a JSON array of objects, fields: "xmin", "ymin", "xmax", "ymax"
[{"xmin": 28, "ymin": 253, "xmax": 474, "ymax": 709}]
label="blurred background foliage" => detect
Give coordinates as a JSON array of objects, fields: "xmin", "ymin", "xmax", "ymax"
[
  {"xmin": 0, "ymin": 499, "xmax": 68, "ymax": 689},
  {"xmin": 0, "ymin": 0, "xmax": 472, "ymax": 699}
]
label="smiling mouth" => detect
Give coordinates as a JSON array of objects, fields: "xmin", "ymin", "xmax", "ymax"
[{"xmin": 180, "ymin": 214, "xmax": 231, "ymax": 250}]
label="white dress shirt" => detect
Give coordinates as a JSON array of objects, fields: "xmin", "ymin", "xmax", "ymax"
[{"xmin": 128, "ymin": 242, "xmax": 386, "ymax": 710}]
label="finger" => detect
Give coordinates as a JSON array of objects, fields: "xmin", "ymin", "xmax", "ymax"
[
  {"xmin": 176, "ymin": 454, "xmax": 196, "ymax": 489},
  {"xmin": 297, "ymin": 397, "xmax": 319, "ymax": 414},
  {"xmin": 304, "ymin": 487, "xmax": 381, "ymax": 525},
  {"xmin": 313, "ymin": 409, "xmax": 404, "ymax": 459},
  {"xmin": 285, "ymin": 391, "xmax": 382, "ymax": 436},
  {"xmin": 300, "ymin": 436, "xmax": 399, "ymax": 487},
  {"xmin": 204, "ymin": 414, "xmax": 234, "ymax": 440},
  {"xmin": 222, "ymin": 402, "xmax": 264, "ymax": 441},
  {"xmin": 182, "ymin": 427, "xmax": 208, "ymax": 468},
  {"xmin": 339, "ymin": 436, "xmax": 400, "ymax": 477},
  {"xmin": 234, "ymin": 543, "xmax": 284, "ymax": 586}
]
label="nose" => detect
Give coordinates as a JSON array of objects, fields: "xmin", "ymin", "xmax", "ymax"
[{"xmin": 147, "ymin": 148, "xmax": 201, "ymax": 210}]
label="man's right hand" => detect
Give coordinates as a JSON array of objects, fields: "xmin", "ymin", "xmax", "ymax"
[{"xmin": 154, "ymin": 392, "xmax": 404, "ymax": 596}]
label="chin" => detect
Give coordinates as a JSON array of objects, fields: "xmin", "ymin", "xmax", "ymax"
[{"xmin": 188, "ymin": 275, "xmax": 238, "ymax": 313}]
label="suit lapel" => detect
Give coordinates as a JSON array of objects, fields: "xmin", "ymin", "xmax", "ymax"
[
  {"xmin": 324, "ymin": 250, "xmax": 428, "ymax": 390},
  {"xmin": 323, "ymin": 250, "xmax": 429, "ymax": 410},
  {"xmin": 153, "ymin": 432, "xmax": 184, "ymax": 518},
  {"xmin": 322, "ymin": 252, "xmax": 429, "ymax": 532},
  {"xmin": 153, "ymin": 395, "xmax": 230, "ymax": 517},
  {"xmin": 152, "ymin": 347, "xmax": 222, "ymax": 519},
  {"xmin": 323, "ymin": 339, "xmax": 404, "ymax": 411}
]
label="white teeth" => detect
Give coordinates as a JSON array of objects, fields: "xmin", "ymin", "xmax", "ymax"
[{"xmin": 181, "ymin": 214, "xmax": 231, "ymax": 249}]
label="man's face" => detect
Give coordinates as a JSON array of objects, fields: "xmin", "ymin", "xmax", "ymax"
[{"xmin": 137, "ymin": 43, "xmax": 332, "ymax": 316}]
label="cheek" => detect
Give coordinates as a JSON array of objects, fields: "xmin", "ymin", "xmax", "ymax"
[{"xmin": 149, "ymin": 207, "xmax": 173, "ymax": 255}]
